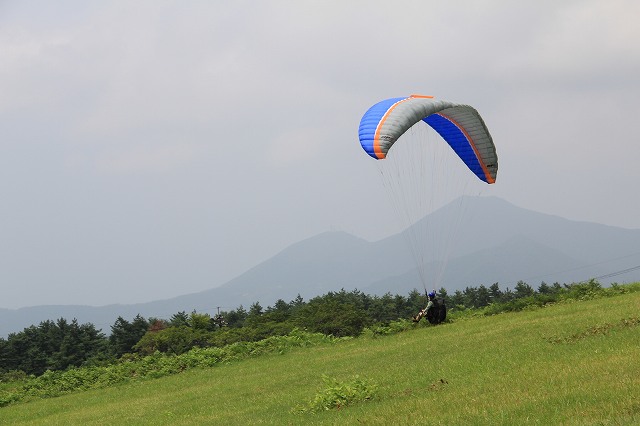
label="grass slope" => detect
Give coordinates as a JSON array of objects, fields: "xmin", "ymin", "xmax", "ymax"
[{"xmin": 2, "ymin": 291, "xmax": 639, "ymax": 425}]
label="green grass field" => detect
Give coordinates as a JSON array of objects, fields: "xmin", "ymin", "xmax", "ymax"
[{"xmin": 2, "ymin": 291, "xmax": 639, "ymax": 425}]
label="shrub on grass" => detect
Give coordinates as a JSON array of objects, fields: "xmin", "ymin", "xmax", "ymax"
[
  {"xmin": 362, "ymin": 319, "xmax": 414, "ymax": 338},
  {"xmin": 294, "ymin": 375, "xmax": 378, "ymax": 413}
]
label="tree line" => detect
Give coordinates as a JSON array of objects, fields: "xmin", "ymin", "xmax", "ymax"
[{"xmin": 0, "ymin": 280, "xmax": 607, "ymax": 377}]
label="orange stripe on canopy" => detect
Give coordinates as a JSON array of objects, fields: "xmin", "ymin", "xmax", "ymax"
[
  {"xmin": 437, "ymin": 113, "xmax": 495, "ymax": 184},
  {"xmin": 373, "ymin": 97, "xmax": 412, "ymax": 159}
]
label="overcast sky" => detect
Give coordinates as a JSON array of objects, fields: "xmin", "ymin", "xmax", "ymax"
[{"xmin": 1, "ymin": 1, "xmax": 639, "ymax": 309}]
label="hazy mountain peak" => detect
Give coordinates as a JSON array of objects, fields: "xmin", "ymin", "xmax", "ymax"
[{"xmin": 2, "ymin": 197, "xmax": 639, "ymax": 337}]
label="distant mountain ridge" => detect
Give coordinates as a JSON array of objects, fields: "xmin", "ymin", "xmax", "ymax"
[{"xmin": 2, "ymin": 196, "xmax": 639, "ymax": 337}]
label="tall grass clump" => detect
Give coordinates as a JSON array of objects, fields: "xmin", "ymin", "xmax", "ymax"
[{"xmin": 292, "ymin": 374, "xmax": 378, "ymax": 413}]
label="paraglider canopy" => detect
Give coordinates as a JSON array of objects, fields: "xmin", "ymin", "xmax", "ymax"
[
  {"xmin": 358, "ymin": 94, "xmax": 498, "ymax": 184},
  {"xmin": 357, "ymin": 94, "xmax": 499, "ymax": 292}
]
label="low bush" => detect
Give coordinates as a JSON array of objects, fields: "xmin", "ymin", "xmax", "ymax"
[
  {"xmin": 293, "ymin": 375, "xmax": 378, "ymax": 413},
  {"xmin": 362, "ymin": 319, "xmax": 414, "ymax": 338}
]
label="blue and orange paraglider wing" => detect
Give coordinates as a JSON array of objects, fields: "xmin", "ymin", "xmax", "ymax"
[{"xmin": 358, "ymin": 95, "xmax": 497, "ymax": 183}]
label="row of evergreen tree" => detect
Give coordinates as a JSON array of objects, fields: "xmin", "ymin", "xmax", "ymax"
[{"xmin": 0, "ymin": 280, "xmax": 596, "ymax": 377}]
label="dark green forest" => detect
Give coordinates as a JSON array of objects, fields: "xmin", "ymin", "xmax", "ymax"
[{"xmin": 0, "ymin": 279, "xmax": 610, "ymax": 378}]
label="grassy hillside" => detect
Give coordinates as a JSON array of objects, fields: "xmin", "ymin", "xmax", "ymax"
[{"xmin": 2, "ymin": 289, "xmax": 639, "ymax": 425}]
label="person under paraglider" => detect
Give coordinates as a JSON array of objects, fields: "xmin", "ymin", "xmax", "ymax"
[{"xmin": 413, "ymin": 291, "xmax": 446, "ymax": 324}]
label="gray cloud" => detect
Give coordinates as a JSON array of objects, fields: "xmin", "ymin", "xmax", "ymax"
[{"xmin": 1, "ymin": 0, "xmax": 638, "ymax": 308}]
